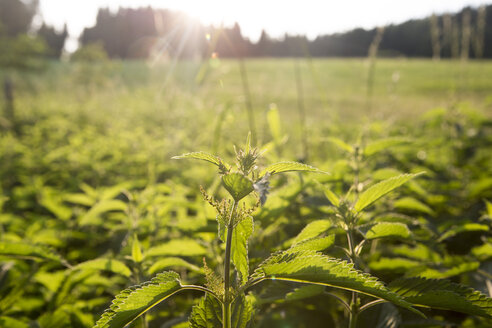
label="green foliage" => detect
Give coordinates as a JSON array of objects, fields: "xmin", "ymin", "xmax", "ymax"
[
  {"xmin": 364, "ymin": 222, "xmax": 411, "ymax": 240},
  {"xmin": 389, "ymin": 277, "xmax": 492, "ymax": 318},
  {"xmin": 2, "ymin": 59, "xmax": 492, "ymax": 328},
  {"xmin": 222, "ymin": 173, "xmax": 254, "ymax": 202},
  {"xmin": 70, "ymin": 43, "xmax": 108, "ymax": 62},
  {"xmin": 260, "ymin": 162, "xmax": 326, "ymax": 177},
  {"xmin": 231, "ymin": 217, "xmax": 254, "ymax": 286},
  {"xmin": 74, "ymin": 259, "xmax": 132, "ymax": 277},
  {"xmin": 0, "ymin": 241, "xmax": 66, "ymax": 264},
  {"xmin": 251, "ymin": 250, "xmax": 422, "ymax": 316},
  {"xmin": 354, "ymin": 173, "xmax": 424, "ymax": 212},
  {"xmin": 94, "ymin": 272, "xmax": 184, "ymax": 328}
]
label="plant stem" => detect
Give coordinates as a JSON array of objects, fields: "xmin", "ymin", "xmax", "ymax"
[
  {"xmin": 223, "ymin": 201, "xmax": 237, "ymax": 328},
  {"xmin": 348, "ymin": 305, "xmax": 358, "ymax": 328},
  {"xmin": 346, "ymin": 228, "xmax": 359, "ymax": 328}
]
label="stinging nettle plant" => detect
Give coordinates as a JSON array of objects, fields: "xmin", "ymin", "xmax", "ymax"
[{"xmin": 94, "ymin": 135, "xmax": 492, "ymax": 328}]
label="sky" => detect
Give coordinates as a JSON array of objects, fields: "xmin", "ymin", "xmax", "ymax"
[{"xmin": 38, "ymin": 0, "xmax": 491, "ymax": 52}]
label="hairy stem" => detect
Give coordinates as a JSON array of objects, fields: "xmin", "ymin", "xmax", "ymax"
[{"xmin": 223, "ymin": 201, "xmax": 238, "ymax": 328}]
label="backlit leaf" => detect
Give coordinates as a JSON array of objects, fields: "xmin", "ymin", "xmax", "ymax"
[
  {"xmin": 251, "ymin": 251, "xmax": 422, "ymax": 316},
  {"xmin": 389, "ymin": 277, "xmax": 492, "ymax": 318},
  {"xmin": 355, "ymin": 173, "xmax": 424, "ymax": 212},
  {"xmin": 364, "ymin": 222, "xmax": 411, "ymax": 240},
  {"xmin": 222, "ymin": 173, "xmax": 254, "ymax": 201},
  {"xmin": 260, "ymin": 162, "xmax": 326, "ymax": 177}
]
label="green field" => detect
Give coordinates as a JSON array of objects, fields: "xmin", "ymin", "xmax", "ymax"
[{"xmin": 1, "ymin": 58, "xmax": 492, "ymax": 327}]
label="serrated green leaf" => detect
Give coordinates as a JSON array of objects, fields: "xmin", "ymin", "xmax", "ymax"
[
  {"xmin": 222, "ymin": 173, "xmax": 254, "ymax": 201},
  {"xmin": 394, "ymin": 197, "xmax": 435, "ymax": 216},
  {"xmin": 172, "ymin": 151, "xmax": 222, "ymax": 166},
  {"xmin": 389, "ymin": 277, "xmax": 492, "ymax": 318},
  {"xmin": 189, "ymin": 294, "xmax": 253, "ymax": 328},
  {"xmin": 74, "ymin": 259, "xmax": 131, "ymax": 277},
  {"xmin": 292, "ymin": 220, "xmax": 332, "ymax": 245},
  {"xmin": 324, "ymin": 137, "xmax": 354, "ymax": 153},
  {"xmin": 0, "ymin": 241, "xmax": 65, "ymax": 264},
  {"xmin": 355, "ymin": 173, "xmax": 424, "ymax": 212},
  {"xmin": 364, "ymin": 137, "xmax": 410, "ymax": 157},
  {"xmin": 288, "ymin": 235, "xmax": 335, "ymax": 253},
  {"xmin": 146, "ymin": 239, "xmax": 207, "ymax": 257},
  {"xmin": 438, "ymin": 223, "xmax": 489, "ymax": 242},
  {"xmin": 413, "ymin": 261, "xmax": 480, "ymax": 279},
  {"xmin": 94, "ymin": 272, "xmax": 185, "ymax": 328},
  {"xmin": 189, "ymin": 294, "xmax": 222, "ymax": 328},
  {"xmin": 260, "ymin": 162, "xmax": 326, "ymax": 177},
  {"xmin": 251, "ymin": 251, "xmax": 422, "ymax": 316},
  {"xmin": 364, "ymin": 222, "xmax": 411, "ymax": 240},
  {"xmin": 148, "ymin": 257, "xmax": 201, "ymax": 275},
  {"xmin": 231, "ymin": 217, "xmax": 254, "ymax": 286}
]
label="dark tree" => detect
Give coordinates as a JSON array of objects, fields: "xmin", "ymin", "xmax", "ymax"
[{"xmin": 37, "ymin": 23, "xmax": 68, "ymax": 58}]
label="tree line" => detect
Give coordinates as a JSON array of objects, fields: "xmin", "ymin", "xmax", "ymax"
[{"xmin": 0, "ymin": 0, "xmax": 491, "ymax": 61}]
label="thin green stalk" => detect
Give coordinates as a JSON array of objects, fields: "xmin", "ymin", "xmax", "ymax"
[
  {"xmin": 294, "ymin": 59, "xmax": 308, "ymax": 161},
  {"xmin": 223, "ymin": 201, "xmax": 238, "ymax": 328},
  {"xmin": 346, "ymin": 224, "xmax": 359, "ymax": 328},
  {"xmin": 238, "ymin": 59, "xmax": 256, "ymax": 146}
]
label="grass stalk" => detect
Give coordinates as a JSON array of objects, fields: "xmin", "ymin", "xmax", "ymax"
[
  {"xmin": 238, "ymin": 59, "xmax": 256, "ymax": 146},
  {"xmin": 294, "ymin": 59, "xmax": 309, "ymax": 161}
]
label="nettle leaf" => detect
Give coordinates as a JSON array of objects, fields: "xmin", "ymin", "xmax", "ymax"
[
  {"xmin": 288, "ymin": 236, "xmax": 336, "ymax": 253},
  {"xmin": 189, "ymin": 294, "xmax": 222, "ymax": 328},
  {"xmin": 251, "ymin": 251, "xmax": 422, "ymax": 316},
  {"xmin": 285, "ymin": 285, "xmax": 325, "ymax": 301},
  {"xmin": 189, "ymin": 294, "xmax": 254, "ymax": 328},
  {"xmin": 0, "ymin": 316, "xmax": 29, "ymax": 328},
  {"xmin": 472, "ymin": 243, "xmax": 492, "ymax": 261},
  {"xmin": 389, "ymin": 277, "xmax": 492, "ymax": 318},
  {"xmin": 354, "ymin": 173, "xmax": 424, "ymax": 212},
  {"xmin": 323, "ymin": 187, "xmax": 340, "ymax": 207},
  {"xmin": 260, "ymin": 162, "xmax": 326, "ymax": 177},
  {"xmin": 0, "ymin": 241, "xmax": 66, "ymax": 264},
  {"xmin": 149, "ymin": 257, "xmax": 202, "ymax": 275},
  {"xmin": 172, "ymin": 152, "xmax": 222, "ymax": 167},
  {"xmin": 324, "ymin": 137, "xmax": 354, "ymax": 153},
  {"xmin": 394, "ymin": 197, "xmax": 435, "ymax": 216},
  {"xmin": 369, "ymin": 257, "xmax": 421, "ymax": 273},
  {"xmin": 131, "ymin": 235, "xmax": 143, "ymax": 263},
  {"xmin": 222, "ymin": 173, "xmax": 254, "ymax": 202},
  {"xmin": 231, "ymin": 217, "xmax": 254, "ymax": 286},
  {"xmin": 79, "ymin": 199, "xmax": 127, "ymax": 226},
  {"xmin": 74, "ymin": 259, "xmax": 131, "ymax": 277},
  {"xmin": 95, "ymin": 272, "xmax": 186, "ymax": 328},
  {"xmin": 364, "ymin": 222, "xmax": 411, "ymax": 240},
  {"xmin": 412, "ymin": 261, "xmax": 480, "ymax": 279},
  {"xmin": 292, "ymin": 220, "xmax": 332, "ymax": 245},
  {"xmin": 364, "ymin": 137, "xmax": 410, "ymax": 157},
  {"xmin": 146, "ymin": 239, "xmax": 207, "ymax": 257},
  {"xmin": 438, "ymin": 223, "xmax": 489, "ymax": 242}
]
